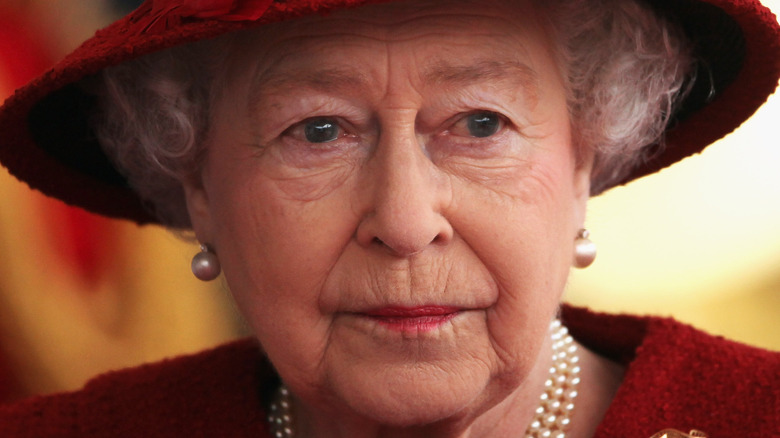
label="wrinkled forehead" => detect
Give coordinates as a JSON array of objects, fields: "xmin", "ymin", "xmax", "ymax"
[
  {"xmin": 217, "ymin": 0, "xmax": 559, "ymax": 104},
  {"xmin": 260, "ymin": 0, "xmax": 547, "ymax": 37}
]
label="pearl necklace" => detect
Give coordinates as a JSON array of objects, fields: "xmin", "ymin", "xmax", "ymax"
[
  {"xmin": 267, "ymin": 319, "xmax": 580, "ymax": 438},
  {"xmin": 525, "ymin": 319, "xmax": 580, "ymax": 438}
]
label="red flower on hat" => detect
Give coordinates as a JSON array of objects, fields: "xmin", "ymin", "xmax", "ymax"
[{"xmin": 137, "ymin": 0, "xmax": 274, "ymax": 33}]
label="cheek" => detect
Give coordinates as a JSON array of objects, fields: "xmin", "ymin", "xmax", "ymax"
[
  {"xmin": 447, "ymin": 143, "xmax": 577, "ymax": 360},
  {"xmin": 203, "ymin": 136, "xmax": 359, "ymax": 289},
  {"xmin": 259, "ymin": 142, "xmax": 364, "ymax": 202},
  {"xmin": 202, "ymin": 161, "xmax": 361, "ymax": 372},
  {"xmin": 215, "ymin": 189, "xmax": 349, "ymax": 295}
]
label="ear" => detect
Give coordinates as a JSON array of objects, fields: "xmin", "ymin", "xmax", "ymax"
[
  {"xmin": 182, "ymin": 173, "xmax": 214, "ymax": 244},
  {"xmin": 571, "ymin": 146, "xmax": 595, "ymax": 227}
]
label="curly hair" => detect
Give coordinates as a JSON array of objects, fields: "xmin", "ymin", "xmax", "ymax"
[{"xmin": 93, "ymin": 0, "xmax": 693, "ymax": 228}]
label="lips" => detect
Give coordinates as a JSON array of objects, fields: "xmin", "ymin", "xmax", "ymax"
[{"xmin": 361, "ymin": 306, "xmax": 461, "ymax": 332}]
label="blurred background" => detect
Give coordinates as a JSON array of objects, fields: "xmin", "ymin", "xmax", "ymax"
[{"xmin": 0, "ymin": 0, "xmax": 778, "ymax": 404}]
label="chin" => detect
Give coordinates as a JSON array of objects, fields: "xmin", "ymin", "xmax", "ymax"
[
  {"xmin": 348, "ymin": 394, "xmax": 474, "ymax": 428},
  {"xmin": 329, "ymin": 362, "xmax": 495, "ymax": 428}
]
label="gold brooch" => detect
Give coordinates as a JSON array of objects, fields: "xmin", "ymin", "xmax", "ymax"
[{"xmin": 649, "ymin": 430, "xmax": 708, "ymax": 438}]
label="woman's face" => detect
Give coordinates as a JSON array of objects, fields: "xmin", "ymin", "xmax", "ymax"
[{"xmin": 185, "ymin": 0, "xmax": 592, "ymax": 430}]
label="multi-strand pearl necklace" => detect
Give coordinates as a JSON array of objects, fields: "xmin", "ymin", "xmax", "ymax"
[
  {"xmin": 267, "ymin": 319, "xmax": 580, "ymax": 438},
  {"xmin": 268, "ymin": 385, "xmax": 294, "ymax": 438},
  {"xmin": 524, "ymin": 319, "xmax": 581, "ymax": 438}
]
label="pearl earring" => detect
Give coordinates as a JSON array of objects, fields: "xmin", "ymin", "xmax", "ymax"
[
  {"xmin": 191, "ymin": 244, "xmax": 221, "ymax": 281},
  {"xmin": 573, "ymin": 229, "xmax": 597, "ymax": 269}
]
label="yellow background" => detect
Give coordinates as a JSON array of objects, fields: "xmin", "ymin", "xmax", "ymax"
[{"xmin": 566, "ymin": 0, "xmax": 780, "ymax": 349}]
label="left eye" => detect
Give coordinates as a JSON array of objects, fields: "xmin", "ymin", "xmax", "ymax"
[
  {"xmin": 463, "ymin": 112, "xmax": 503, "ymax": 138},
  {"xmin": 302, "ymin": 117, "xmax": 340, "ymax": 143},
  {"xmin": 448, "ymin": 111, "xmax": 504, "ymax": 139}
]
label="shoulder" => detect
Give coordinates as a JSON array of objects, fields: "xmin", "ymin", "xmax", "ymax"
[
  {"xmin": 563, "ymin": 306, "xmax": 779, "ymax": 437},
  {"xmin": 0, "ymin": 338, "xmax": 277, "ymax": 437}
]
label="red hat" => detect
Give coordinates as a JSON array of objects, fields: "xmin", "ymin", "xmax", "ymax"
[{"xmin": 0, "ymin": 0, "xmax": 778, "ymax": 225}]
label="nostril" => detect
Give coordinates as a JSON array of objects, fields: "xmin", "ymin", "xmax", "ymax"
[{"xmin": 368, "ymin": 230, "xmax": 449, "ymax": 256}]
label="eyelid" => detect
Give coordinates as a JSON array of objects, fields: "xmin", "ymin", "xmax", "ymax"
[{"xmin": 255, "ymin": 93, "xmax": 367, "ymax": 137}]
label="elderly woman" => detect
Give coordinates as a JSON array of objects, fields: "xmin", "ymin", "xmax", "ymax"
[{"xmin": 0, "ymin": 0, "xmax": 778, "ymax": 436}]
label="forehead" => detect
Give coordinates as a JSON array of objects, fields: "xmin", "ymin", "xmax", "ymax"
[
  {"xmin": 220, "ymin": 0, "xmax": 558, "ymax": 97},
  {"xmin": 245, "ymin": 0, "xmax": 547, "ymax": 43}
]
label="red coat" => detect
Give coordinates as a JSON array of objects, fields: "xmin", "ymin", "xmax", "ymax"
[{"xmin": 1, "ymin": 307, "xmax": 777, "ymax": 437}]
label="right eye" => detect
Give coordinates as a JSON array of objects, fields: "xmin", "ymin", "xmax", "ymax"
[{"xmin": 301, "ymin": 117, "xmax": 340, "ymax": 143}]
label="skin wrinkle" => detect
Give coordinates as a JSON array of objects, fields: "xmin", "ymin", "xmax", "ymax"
[
  {"xmin": 242, "ymin": 12, "xmax": 543, "ymax": 123},
  {"xmin": 265, "ymin": 162, "xmax": 355, "ymax": 201},
  {"xmin": 443, "ymin": 156, "xmax": 534, "ymax": 187},
  {"xmin": 249, "ymin": 68, "xmax": 370, "ymax": 121},
  {"xmin": 84, "ymin": 1, "xmax": 687, "ymax": 431},
  {"xmin": 249, "ymin": 59, "xmax": 540, "ymax": 123},
  {"xmin": 262, "ymin": 6, "xmax": 537, "ymax": 42},
  {"xmin": 96, "ymin": 0, "xmax": 688, "ymax": 229},
  {"xmin": 244, "ymin": 45, "xmax": 543, "ymax": 183},
  {"xmin": 182, "ymin": 1, "xmax": 612, "ymax": 436},
  {"xmin": 439, "ymin": 181, "xmax": 529, "ymax": 375},
  {"xmin": 424, "ymin": 60, "xmax": 539, "ymax": 108},
  {"xmin": 428, "ymin": 91, "xmax": 532, "ymax": 136},
  {"xmin": 454, "ymin": 161, "xmax": 569, "ymax": 392}
]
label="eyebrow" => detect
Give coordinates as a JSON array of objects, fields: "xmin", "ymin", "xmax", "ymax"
[
  {"xmin": 248, "ymin": 67, "xmax": 369, "ymax": 112},
  {"xmin": 248, "ymin": 59, "xmax": 539, "ymax": 112},
  {"xmin": 423, "ymin": 59, "xmax": 539, "ymax": 102}
]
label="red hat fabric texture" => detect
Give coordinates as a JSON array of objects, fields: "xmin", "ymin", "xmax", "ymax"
[{"xmin": 0, "ymin": 0, "xmax": 778, "ymax": 225}]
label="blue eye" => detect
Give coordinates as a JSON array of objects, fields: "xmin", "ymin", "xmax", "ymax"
[
  {"xmin": 466, "ymin": 112, "xmax": 501, "ymax": 138},
  {"xmin": 304, "ymin": 118, "xmax": 340, "ymax": 143}
]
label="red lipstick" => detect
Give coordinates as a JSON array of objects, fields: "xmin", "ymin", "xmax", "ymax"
[{"xmin": 363, "ymin": 306, "xmax": 460, "ymax": 332}]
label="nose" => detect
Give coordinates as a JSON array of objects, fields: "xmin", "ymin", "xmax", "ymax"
[{"xmin": 355, "ymin": 127, "xmax": 453, "ymax": 257}]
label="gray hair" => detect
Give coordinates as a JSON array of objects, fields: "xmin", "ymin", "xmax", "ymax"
[
  {"xmin": 93, "ymin": 0, "xmax": 693, "ymax": 228},
  {"xmin": 542, "ymin": 0, "xmax": 693, "ymax": 193}
]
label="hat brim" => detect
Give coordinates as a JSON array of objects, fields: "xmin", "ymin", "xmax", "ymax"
[{"xmin": 0, "ymin": 0, "xmax": 778, "ymax": 225}]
